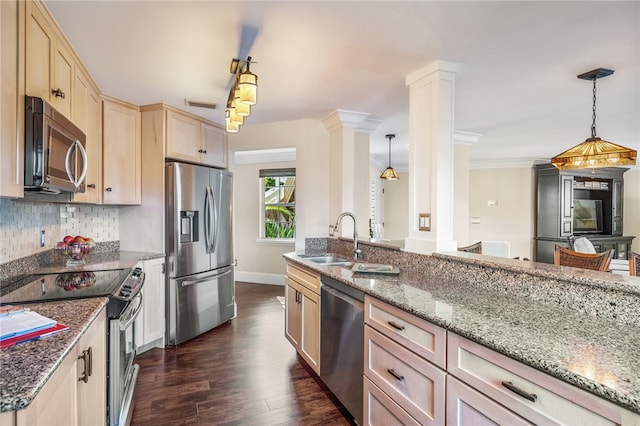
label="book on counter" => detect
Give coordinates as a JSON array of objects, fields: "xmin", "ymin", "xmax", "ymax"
[{"xmin": 0, "ymin": 309, "xmax": 69, "ymax": 348}]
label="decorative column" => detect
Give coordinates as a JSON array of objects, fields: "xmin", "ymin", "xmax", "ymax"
[
  {"xmin": 322, "ymin": 110, "xmax": 381, "ymax": 239},
  {"xmin": 404, "ymin": 60, "xmax": 460, "ymax": 254}
]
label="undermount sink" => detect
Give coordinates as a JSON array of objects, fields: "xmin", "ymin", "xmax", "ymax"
[{"xmin": 305, "ymin": 255, "xmax": 354, "ymax": 267}]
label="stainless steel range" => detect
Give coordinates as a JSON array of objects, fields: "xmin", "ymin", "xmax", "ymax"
[{"xmin": 0, "ymin": 267, "xmax": 145, "ymax": 426}]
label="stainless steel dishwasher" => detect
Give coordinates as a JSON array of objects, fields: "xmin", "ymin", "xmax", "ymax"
[{"xmin": 320, "ymin": 275, "xmax": 364, "ymax": 425}]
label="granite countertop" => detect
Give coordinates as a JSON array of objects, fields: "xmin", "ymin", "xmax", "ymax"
[
  {"xmin": 0, "ymin": 249, "xmax": 164, "ymax": 412},
  {"xmin": 0, "ymin": 298, "xmax": 108, "ymax": 412},
  {"xmin": 284, "ymin": 252, "xmax": 640, "ymax": 415}
]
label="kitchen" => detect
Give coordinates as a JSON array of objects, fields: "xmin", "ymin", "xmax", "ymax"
[{"xmin": 2, "ymin": 1, "xmax": 640, "ymax": 425}]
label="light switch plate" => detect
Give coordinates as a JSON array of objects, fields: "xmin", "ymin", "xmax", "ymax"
[{"xmin": 419, "ymin": 213, "xmax": 431, "ymax": 231}]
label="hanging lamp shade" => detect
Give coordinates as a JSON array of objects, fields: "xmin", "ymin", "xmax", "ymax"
[
  {"xmin": 380, "ymin": 134, "xmax": 399, "ymax": 180},
  {"xmin": 238, "ymin": 57, "xmax": 257, "ymax": 105},
  {"xmin": 551, "ymin": 67, "xmax": 637, "ymax": 170},
  {"xmin": 233, "ymin": 88, "xmax": 251, "ymax": 117},
  {"xmin": 225, "ymin": 109, "xmax": 240, "ymax": 133},
  {"xmin": 550, "ymin": 137, "xmax": 637, "ymax": 170}
]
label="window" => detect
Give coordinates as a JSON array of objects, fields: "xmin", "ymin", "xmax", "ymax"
[{"xmin": 260, "ymin": 168, "xmax": 295, "ymax": 240}]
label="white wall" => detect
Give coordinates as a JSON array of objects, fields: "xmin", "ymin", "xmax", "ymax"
[
  {"xmin": 468, "ymin": 168, "xmax": 534, "ymax": 259},
  {"xmin": 233, "ymin": 160, "xmax": 296, "ymax": 284},
  {"xmin": 453, "ymin": 145, "xmax": 470, "ymax": 246},
  {"xmin": 624, "ymin": 168, "xmax": 640, "ymax": 253}
]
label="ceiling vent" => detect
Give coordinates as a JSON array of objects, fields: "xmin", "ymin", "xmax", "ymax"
[{"xmin": 184, "ymin": 99, "xmax": 218, "ymax": 109}]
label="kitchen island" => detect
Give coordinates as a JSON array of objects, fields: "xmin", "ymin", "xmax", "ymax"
[{"xmin": 285, "ymin": 238, "xmax": 640, "ymax": 423}]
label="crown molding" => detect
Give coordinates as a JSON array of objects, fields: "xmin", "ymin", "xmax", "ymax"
[
  {"xmin": 234, "ymin": 148, "xmax": 296, "ymax": 165},
  {"xmin": 321, "ymin": 109, "xmax": 372, "ymax": 133},
  {"xmin": 470, "ymin": 157, "xmax": 548, "ymax": 170},
  {"xmin": 454, "ymin": 131, "xmax": 483, "ymax": 146}
]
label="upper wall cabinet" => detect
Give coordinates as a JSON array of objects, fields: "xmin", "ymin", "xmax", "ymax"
[
  {"xmin": 25, "ymin": 1, "xmax": 73, "ymax": 116},
  {"xmin": 0, "ymin": 0, "xmax": 24, "ymax": 198},
  {"xmin": 163, "ymin": 106, "xmax": 228, "ymax": 169},
  {"xmin": 72, "ymin": 68, "xmax": 102, "ymax": 204},
  {"xmin": 102, "ymin": 96, "xmax": 141, "ymax": 205}
]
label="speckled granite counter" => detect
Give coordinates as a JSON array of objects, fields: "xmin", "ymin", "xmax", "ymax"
[
  {"xmin": 284, "ymin": 249, "xmax": 640, "ymax": 415},
  {"xmin": 0, "ymin": 247, "xmax": 165, "ymax": 413},
  {"xmin": 0, "ymin": 298, "xmax": 107, "ymax": 412}
]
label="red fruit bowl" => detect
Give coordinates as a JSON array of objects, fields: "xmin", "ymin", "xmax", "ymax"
[{"xmin": 57, "ymin": 242, "xmax": 95, "ymax": 265}]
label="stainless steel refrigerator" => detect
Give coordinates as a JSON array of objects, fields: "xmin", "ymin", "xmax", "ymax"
[{"xmin": 165, "ymin": 161, "xmax": 235, "ymax": 345}]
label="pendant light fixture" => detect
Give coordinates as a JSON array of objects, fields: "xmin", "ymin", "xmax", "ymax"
[
  {"xmin": 551, "ymin": 68, "xmax": 637, "ymax": 170},
  {"xmin": 225, "ymin": 56, "xmax": 258, "ymax": 133},
  {"xmin": 380, "ymin": 134, "xmax": 399, "ymax": 180}
]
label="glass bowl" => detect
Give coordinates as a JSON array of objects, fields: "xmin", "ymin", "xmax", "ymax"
[{"xmin": 57, "ymin": 242, "xmax": 95, "ymax": 266}]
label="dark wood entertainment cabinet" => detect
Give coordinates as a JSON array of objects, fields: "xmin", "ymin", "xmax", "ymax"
[{"xmin": 534, "ymin": 164, "xmax": 635, "ymax": 264}]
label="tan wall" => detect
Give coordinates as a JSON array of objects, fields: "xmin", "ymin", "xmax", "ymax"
[
  {"xmin": 234, "ymin": 160, "xmax": 296, "ymax": 281},
  {"xmin": 468, "ymin": 168, "xmax": 534, "ymax": 259},
  {"xmin": 229, "ymin": 119, "xmax": 330, "ymax": 251},
  {"xmin": 382, "ymin": 172, "xmax": 409, "ymax": 240},
  {"xmin": 453, "ymin": 145, "xmax": 470, "ymax": 246}
]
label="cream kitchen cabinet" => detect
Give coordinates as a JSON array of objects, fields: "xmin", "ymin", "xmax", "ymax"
[
  {"xmin": 0, "ymin": 0, "xmax": 24, "ymax": 198},
  {"xmin": 447, "ymin": 332, "xmax": 640, "ymax": 426},
  {"xmin": 164, "ymin": 107, "xmax": 228, "ymax": 168},
  {"xmin": 134, "ymin": 257, "xmax": 166, "ymax": 353},
  {"xmin": 363, "ymin": 295, "xmax": 446, "ymax": 426},
  {"xmin": 284, "ymin": 261, "xmax": 321, "ymax": 374},
  {"xmin": 102, "ymin": 96, "xmax": 141, "ymax": 205},
  {"xmin": 3, "ymin": 309, "xmax": 107, "ymax": 426},
  {"xmin": 25, "ymin": 1, "xmax": 73, "ymax": 117},
  {"xmin": 71, "ymin": 68, "xmax": 102, "ymax": 204}
]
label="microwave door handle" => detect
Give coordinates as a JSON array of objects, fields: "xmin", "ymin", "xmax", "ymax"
[
  {"xmin": 75, "ymin": 140, "xmax": 88, "ymax": 188},
  {"xmin": 65, "ymin": 142, "xmax": 75, "ymax": 184}
]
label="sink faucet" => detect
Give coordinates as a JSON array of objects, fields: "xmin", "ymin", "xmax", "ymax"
[{"xmin": 333, "ymin": 212, "xmax": 362, "ymax": 259}]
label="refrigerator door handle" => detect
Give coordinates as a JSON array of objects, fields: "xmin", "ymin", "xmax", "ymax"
[
  {"xmin": 207, "ymin": 186, "xmax": 215, "ymax": 253},
  {"xmin": 204, "ymin": 186, "xmax": 212, "ymax": 253},
  {"xmin": 181, "ymin": 268, "xmax": 233, "ymax": 287},
  {"xmin": 210, "ymin": 185, "xmax": 218, "ymax": 253}
]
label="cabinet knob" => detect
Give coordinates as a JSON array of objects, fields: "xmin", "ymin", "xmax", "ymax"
[
  {"xmin": 51, "ymin": 88, "xmax": 66, "ymax": 99},
  {"xmin": 105, "ymin": 187, "xmax": 112, "ymax": 192},
  {"xmin": 87, "ymin": 184, "xmax": 96, "ymax": 189},
  {"xmin": 198, "ymin": 149, "xmax": 207, "ymax": 154}
]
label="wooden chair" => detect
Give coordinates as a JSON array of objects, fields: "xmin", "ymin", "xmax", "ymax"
[
  {"xmin": 553, "ymin": 246, "xmax": 612, "ymax": 272},
  {"xmin": 458, "ymin": 242, "xmax": 482, "ymax": 254},
  {"xmin": 630, "ymin": 252, "xmax": 640, "ymax": 277}
]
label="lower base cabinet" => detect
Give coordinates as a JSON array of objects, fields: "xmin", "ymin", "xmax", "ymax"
[
  {"xmin": 362, "ymin": 297, "xmax": 640, "ymax": 426},
  {"xmin": 2, "ymin": 309, "xmax": 107, "ymax": 426},
  {"xmin": 284, "ymin": 261, "xmax": 321, "ymax": 374},
  {"xmin": 134, "ymin": 257, "xmax": 166, "ymax": 353}
]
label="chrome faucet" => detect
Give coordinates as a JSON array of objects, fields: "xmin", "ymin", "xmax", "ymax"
[{"xmin": 333, "ymin": 212, "xmax": 362, "ymax": 259}]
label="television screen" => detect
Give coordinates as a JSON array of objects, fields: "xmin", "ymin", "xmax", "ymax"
[{"xmin": 573, "ymin": 199, "xmax": 603, "ymax": 233}]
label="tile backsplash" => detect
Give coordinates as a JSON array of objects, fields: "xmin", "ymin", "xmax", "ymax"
[{"xmin": 0, "ymin": 198, "xmax": 119, "ymax": 264}]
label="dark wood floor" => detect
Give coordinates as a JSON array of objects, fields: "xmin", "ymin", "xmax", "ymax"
[{"xmin": 131, "ymin": 282, "xmax": 353, "ymax": 426}]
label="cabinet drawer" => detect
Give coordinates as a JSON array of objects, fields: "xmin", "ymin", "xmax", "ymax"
[
  {"xmin": 365, "ymin": 295, "xmax": 446, "ymax": 368},
  {"xmin": 286, "ymin": 262, "xmax": 320, "ymax": 294},
  {"xmin": 447, "ymin": 333, "xmax": 627, "ymax": 425},
  {"xmin": 446, "ymin": 375, "xmax": 532, "ymax": 426},
  {"xmin": 364, "ymin": 377, "xmax": 421, "ymax": 426},
  {"xmin": 365, "ymin": 326, "xmax": 445, "ymax": 426}
]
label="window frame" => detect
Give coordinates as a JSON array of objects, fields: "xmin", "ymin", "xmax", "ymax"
[{"xmin": 257, "ymin": 168, "xmax": 296, "ymax": 243}]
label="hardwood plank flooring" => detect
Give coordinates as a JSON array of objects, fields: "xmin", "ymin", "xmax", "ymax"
[{"xmin": 131, "ymin": 282, "xmax": 354, "ymax": 426}]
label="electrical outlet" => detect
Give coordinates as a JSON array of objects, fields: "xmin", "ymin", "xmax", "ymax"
[{"xmin": 40, "ymin": 230, "xmax": 45, "ymax": 247}]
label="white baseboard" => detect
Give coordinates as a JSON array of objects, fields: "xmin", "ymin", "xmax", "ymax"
[{"xmin": 235, "ymin": 271, "xmax": 285, "ymax": 286}]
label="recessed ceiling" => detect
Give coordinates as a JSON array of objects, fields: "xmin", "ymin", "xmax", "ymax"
[{"xmin": 45, "ymin": 1, "xmax": 640, "ymax": 170}]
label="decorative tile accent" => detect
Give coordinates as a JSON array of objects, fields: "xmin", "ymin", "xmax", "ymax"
[{"xmin": 0, "ymin": 199, "xmax": 119, "ymax": 264}]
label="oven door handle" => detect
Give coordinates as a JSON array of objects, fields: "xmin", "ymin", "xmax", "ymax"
[{"xmin": 119, "ymin": 292, "xmax": 143, "ymax": 331}]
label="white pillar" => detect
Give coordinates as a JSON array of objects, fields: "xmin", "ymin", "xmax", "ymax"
[
  {"xmin": 322, "ymin": 110, "xmax": 381, "ymax": 238},
  {"xmin": 453, "ymin": 131, "xmax": 482, "ymax": 246},
  {"xmin": 404, "ymin": 60, "xmax": 460, "ymax": 254}
]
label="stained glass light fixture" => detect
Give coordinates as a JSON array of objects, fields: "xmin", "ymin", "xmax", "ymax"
[
  {"xmin": 551, "ymin": 68, "xmax": 637, "ymax": 170},
  {"xmin": 380, "ymin": 134, "xmax": 399, "ymax": 180}
]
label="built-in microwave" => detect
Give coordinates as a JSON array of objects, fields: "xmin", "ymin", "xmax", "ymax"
[{"xmin": 24, "ymin": 95, "xmax": 87, "ymax": 194}]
